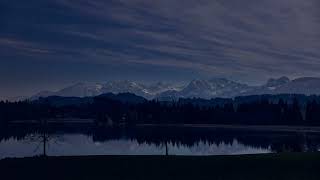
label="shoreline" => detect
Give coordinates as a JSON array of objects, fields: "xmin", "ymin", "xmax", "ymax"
[
  {"xmin": 137, "ymin": 124, "xmax": 320, "ymax": 132},
  {"xmin": 6, "ymin": 120, "xmax": 320, "ymax": 133}
]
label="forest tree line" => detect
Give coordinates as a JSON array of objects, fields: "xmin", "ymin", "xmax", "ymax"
[{"xmin": 1, "ymin": 94, "xmax": 320, "ymax": 127}]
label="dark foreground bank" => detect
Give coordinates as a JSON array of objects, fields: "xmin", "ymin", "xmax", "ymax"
[{"xmin": 1, "ymin": 153, "xmax": 320, "ymax": 180}]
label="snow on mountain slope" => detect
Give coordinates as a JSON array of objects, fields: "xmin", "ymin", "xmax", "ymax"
[
  {"xmin": 240, "ymin": 76, "xmax": 291, "ymax": 96},
  {"xmin": 265, "ymin": 76, "xmax": 290, "ymax": 90},
  {"xmin": 272, "ymin": 77, "xmax": 320, "ymax": 95},
  {"xmin": 31, "ymin": 81, "xmax": 182, "ymax": 100},
  {"xmin": 240, "ymin": 76, "xmax": 320, "ymax": 96},
  {"xmin": 30, "ymin": 77, "xmax": 320, "ymax": 100},
  {"xmin": 55, "ymin": 83, "xmax": 103, "ymax": 97},
  {"xmin": 157, "ymin": 78, "xmax": 253, "ymax": 99}
]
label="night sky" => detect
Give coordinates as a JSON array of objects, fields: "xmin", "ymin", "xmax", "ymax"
[{"xmin": 1, "ymin": 0, "xmax": 320, "ymax": 98}]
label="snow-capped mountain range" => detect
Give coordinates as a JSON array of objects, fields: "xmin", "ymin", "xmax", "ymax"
[
  {"xmin": 30, "ymin": 76, "xmax": 320, "ymax": 100},
  {"xmin": 31, "ymin": 81, "xmax": 183, "ymax": 100}
]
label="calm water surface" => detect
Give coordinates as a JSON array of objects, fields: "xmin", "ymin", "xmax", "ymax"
[
  {"xmin": 0, "ymin": 134, "xmax": 271, "ymax": 159},
  {"xmin": 0, "ymin": 125, "xmax": 319, "ymax": 159}
]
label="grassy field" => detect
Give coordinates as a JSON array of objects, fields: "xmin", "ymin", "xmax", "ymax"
[{"xmin": 0, "ymin": 153, "xmax": 320, "ymax": 180}]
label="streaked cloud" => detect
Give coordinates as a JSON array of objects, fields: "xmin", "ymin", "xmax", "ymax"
[{"xmin": 1, "ymin": 0, "xmax": 320, "ymax": 97}]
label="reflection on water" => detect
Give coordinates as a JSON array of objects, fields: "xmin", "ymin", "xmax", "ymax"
[
  {"xmin": 0, "ymin": 125, "xmax": 320, "ymax": 159},
  {"xmin": 0, "ymin": 134, "xmax": 271, "ymax": 159}
]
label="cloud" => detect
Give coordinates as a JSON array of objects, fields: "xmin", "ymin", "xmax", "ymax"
[
  {"xmin": 0, "ymin": 38, "xmax": 52, "ymax": 55},
  {"xmin": 55, "ymin": 0, "xmax": 320, "ymax": 70},
  {"xmin": 1, "ymin": 0, "xmax": 320, "ymax": 97}
]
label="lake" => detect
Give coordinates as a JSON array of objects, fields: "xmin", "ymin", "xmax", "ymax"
[{"xmin": 1, "ymin": 125, "xmax": 320, "ymax": 159}]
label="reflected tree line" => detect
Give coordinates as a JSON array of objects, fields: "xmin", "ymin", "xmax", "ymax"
[
  {"xmin": 121, "ymin": 127, "xmax": 320, "ymax": 153},
  {"xmin": 1, "ymin": 125, "xmax": 320, "ymax": 153},
  {"xmin": 1, "ymin": 94, "xmax": 320, "ymax": 126}
]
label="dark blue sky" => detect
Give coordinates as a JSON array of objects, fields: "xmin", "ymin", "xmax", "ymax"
[{"xmin": 1, "ymin": 0, "xmax": 320, "ymax": 98}]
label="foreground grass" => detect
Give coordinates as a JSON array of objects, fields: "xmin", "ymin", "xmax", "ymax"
[{"xmin": 1, "ymin": 153, "xmax": 320, "ymax": 180}]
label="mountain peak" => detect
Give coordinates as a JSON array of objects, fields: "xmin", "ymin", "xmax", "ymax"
[
  {"xmin": 266, "ymin": 76, "xmax": 290, "ymax": 88},
  {"xmin": 29, "ymin": 76, "xmax": 320, "ymax": 101}
]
